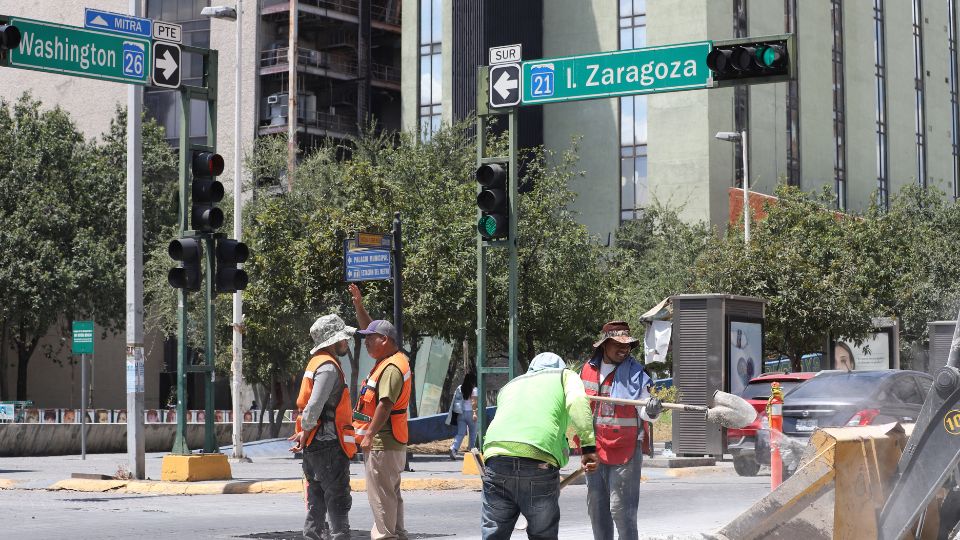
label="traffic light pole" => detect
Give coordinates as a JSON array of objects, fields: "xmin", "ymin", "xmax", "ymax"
[
  {"xmin": 475, "ymin": 66, "xmax": 519, "ymax": 447},
  {"xmin": 172, "ymin": 45, "xmax": 220, "ymax": 455}
]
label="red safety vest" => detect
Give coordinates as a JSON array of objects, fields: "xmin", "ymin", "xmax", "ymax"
[
  {"xmin": 581, "ymin": 361, "xmax": 640, "ymax": 465},
  {"xmin": 296, "ymin": 352, "xmax": 357, "ymax": 459}
]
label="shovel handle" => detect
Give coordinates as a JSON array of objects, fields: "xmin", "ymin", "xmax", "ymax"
[
  {"xmin": 560, "ymin": 467, "xmax": 585, "ymax": 489},
  {"xmin": 587, "ymin": 395, "xmax": 708, "ymax": 414}
]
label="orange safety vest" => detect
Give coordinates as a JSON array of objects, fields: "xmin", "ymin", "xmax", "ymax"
[
  {"xmin": 353, "ymin": 351, "xmax": 411, "ymax": 445},
  {"xmin": 296, "ymin": 352, "xmax": 357, "ymax": 459},
  {"xmin": 581, "ymin": 361, "xmax": 640, "ymax": 465}
]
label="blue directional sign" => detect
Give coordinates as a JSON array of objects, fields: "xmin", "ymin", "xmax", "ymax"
[
  {"xmin": 344, "ymin": 239, "xmax": 393, "ymax": 282},
  {"xmin": 84, "ymin": 8, "xmax": 152, "ymax": 39}
]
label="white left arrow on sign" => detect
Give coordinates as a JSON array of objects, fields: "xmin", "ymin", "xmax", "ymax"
[
  {"xmin": 494, "ymin": 70, "xmax": 518, "ymax": 99},
  {"xmin": 157, "ymin": 50, "xmax": 178, "ymax": 79}
]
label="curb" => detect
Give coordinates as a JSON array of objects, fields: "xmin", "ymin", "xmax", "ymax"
[
  {"xmin": 0, "ymin": 479, "xmax": 19, "ymax": 490},
  {"xmin": 663, "ymin": 465, "xmax": 731, "ymax": 478},
  {"xmin": 47, "ymin": 476, "xmax": 483, "ymax": 495}
]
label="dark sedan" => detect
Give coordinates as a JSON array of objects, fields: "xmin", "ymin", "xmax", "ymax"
[{"xmin": 755, "ymin": 369, "xmax": 933, "ymax": 471}]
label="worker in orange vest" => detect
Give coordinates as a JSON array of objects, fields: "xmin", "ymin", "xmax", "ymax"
[
  {"xmin": 350, "ymin": 283, "xmax": 412, "ymax": 540},
  {"xmin": 289, "ymin": 313, "xmax": 358, "ymax": 540}
]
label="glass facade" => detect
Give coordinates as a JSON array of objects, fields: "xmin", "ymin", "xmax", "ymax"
[
  {"xmin": 733, "ymin": 0, "xmax": 748, "ymax": 188},
  {"xmin": 619, "ymin": 0, "xmax": 647, "ymax": 221},
  {"xmin": 831, "ymin": 0, "xmax": 847, "ymax": 209},
  {"xmin": 874, "ymin": 0, "xmax": 889, "ymax": 209},
  {"xmin": 785, "ymin": 0, "xmax": 801, "ymax": 186},
  {"xmin": 949, "ymin": 0, "xmax": 960, "ymax": 199},
  {"xmin": 144, "ymin": 0, "xmax": 211, "ymax": 144},
  {"xmin": 912, "ymin": 0, "xmax": 927, "ymax": 188},
  {"xmin": 418, "ymin": 0, "xmax": 442, "ymax": 139}
]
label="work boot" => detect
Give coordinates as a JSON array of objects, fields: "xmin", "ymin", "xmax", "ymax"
[{"xmin": 449, "ymin": 448, "xmax": 457, "ymax": 460}]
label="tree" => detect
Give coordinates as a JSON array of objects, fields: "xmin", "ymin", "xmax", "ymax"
[
  {"xmin": 693, "ymin": 186, "xmax": 877, "ymax": 371},
  {"xmin": 0, "ymin": 96, "xmax": 159, "ymax": 399}
]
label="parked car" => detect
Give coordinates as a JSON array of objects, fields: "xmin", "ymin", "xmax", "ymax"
[
  {"xmin": 754, "ymin": 369, "xmax": 934, "ymax": 476},
  {"xmin": 728, "ymin": 371, "xmax": 818, "ymax": 476}
]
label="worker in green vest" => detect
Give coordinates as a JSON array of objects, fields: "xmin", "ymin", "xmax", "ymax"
[{"xmin": 480, "ymin": 352, "xmax": 598, "ymax": 539}]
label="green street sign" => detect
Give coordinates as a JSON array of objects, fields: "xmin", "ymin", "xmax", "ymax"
[
  {"xmin": 72, "ymin": 320, "xmax": 94, "ymax": 355},
  {"xmin": 522, "ymin": 41, "xmax": 712, "ymax": 105},
  {"xmin": 8, "ymin": 17, "xmax": 151, "ymax": 85}
]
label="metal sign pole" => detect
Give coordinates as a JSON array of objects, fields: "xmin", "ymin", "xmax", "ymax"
[
  {"xmin": 392, "ymin": 212, "xmax": 403, "ymax": 348},
  {"xmin": 124, "ymin": 0, "xmax": 146, "ymax": 480},
  {"xmin": 507, "ymin": 109, "xmax": 518, "ymax": 380},
  {"xmin": 81, "ymin": 353, "xmax": 87, "ymax": 460}
]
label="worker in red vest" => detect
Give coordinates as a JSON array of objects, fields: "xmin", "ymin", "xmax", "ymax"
[
  {"xmin": 580, "ymin": 321, "xmax": 663, "ymax": 540},
  {"xmin": 350, "ymin": 283, "xmax": 412, "ymax": 540},
  {"xmin": 290, "ymin": 313, "xmax": 357, "ymax": 540}
]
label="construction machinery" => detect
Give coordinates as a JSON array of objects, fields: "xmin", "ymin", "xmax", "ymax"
[{"xmin": 714, "ymin": 313, "xmax": 960, "ymax": 540}]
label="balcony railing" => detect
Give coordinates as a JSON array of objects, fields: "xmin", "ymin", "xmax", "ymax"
[
  {"xmin": 261, "ymin": 46, "xmax": 399, "ymax": 84},
  {"xmin": 262, "ymin": 0, "xmax": 399, "ymax": 24}
]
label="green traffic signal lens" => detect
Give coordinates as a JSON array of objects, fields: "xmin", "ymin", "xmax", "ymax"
[{"xmin": 760, "ymin": 45, "xmax": 784, "ymax": 68}]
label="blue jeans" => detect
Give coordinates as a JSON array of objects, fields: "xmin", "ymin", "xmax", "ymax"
[
  {"xmin": 451, "ymin": 412, "xmax": 477, "ymax": 451},
  {"xmin": 480, "ymin": 456, "xmax": 560, "ymax": 540},
  {"xmin": 586, "ymin": 445, "xmax": 643, "ymax": 540}
]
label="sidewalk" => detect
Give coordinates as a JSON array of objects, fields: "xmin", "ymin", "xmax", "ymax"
[{"xmin": 0, "ymin": 438, "xmax": 732, "ymax": 495}]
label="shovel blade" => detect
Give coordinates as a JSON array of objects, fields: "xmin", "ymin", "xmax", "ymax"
[{"xmin": 706, "ymin": 390, "xmax": 757, "ymax": 429}]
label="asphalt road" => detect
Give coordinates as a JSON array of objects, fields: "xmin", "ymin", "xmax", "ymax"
[{"xmin": 0, "ymin": 471, "xmax": 769, "ymax": 539}]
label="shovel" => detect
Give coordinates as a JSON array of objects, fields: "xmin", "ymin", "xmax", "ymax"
[{"xmin": 588, "ymin": 389, "xmax": 757, "ymax": 429}]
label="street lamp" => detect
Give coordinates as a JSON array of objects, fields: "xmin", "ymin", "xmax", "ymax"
[
  {"xmin": 715, "ymin": 130, "xmax": 750, "ymax": 245},
  {"xmin": 203, "ymin": 2, "xmax": 247, "ymax": 462}
]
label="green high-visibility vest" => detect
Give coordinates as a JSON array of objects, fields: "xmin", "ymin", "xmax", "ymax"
[{"xmin": 483, "ymin": 368, "xmax": 570, "ymax": 467}]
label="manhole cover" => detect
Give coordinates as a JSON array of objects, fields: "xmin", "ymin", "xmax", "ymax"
[{"xmin": 238, "ymin": 532, "xmax": 451, "ymax": 539}]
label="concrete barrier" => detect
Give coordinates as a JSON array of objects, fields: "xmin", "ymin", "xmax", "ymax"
[{"xmin": 0, "ymin": 422, "xmax": 295, "ymax": 456}]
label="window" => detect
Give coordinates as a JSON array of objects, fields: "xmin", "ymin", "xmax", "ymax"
[
  {"xmin": 619, "ymin": 0, "xmax": 647, "ymax": 221},
  {"xmin": 418, "ymin": 0, "xmax": 442, "ymax": 140},
  {"xmin": 831, "ymin": 0, "xmax": 847, "ymax": 209},
  {"xmin": 733, "ymin": 0, "xmax": 748, "ymax": 188},
  {"xmin": 949, "ymin": 0, "xmax": 960, "ymax": 199},
  {"xmin": 785, "ymin": 0, "xmax": 801, "ymax": 186},
  {"xmin": 874, "ymin": 0, "xmax": 889, "ymax": 209},
  {"xmin": 144, "ymin": 0, "xmax": 211, "ymax": 144},
  {"xmin": 912, "ymin": 0, "xmax": 927, "ymax": 188}
]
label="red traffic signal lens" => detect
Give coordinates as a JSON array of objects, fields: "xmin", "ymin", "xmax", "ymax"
[
  {"xmin": 192, "ymin": 151, "xmax": 224, "ymax": 177},
  {"xmin": 476, "ymin": 163, "xmax": 506, "ymax": 187}
]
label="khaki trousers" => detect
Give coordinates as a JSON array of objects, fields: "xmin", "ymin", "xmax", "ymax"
[{"xmin": 363, "ymin": 449, "xmax": 407, "ymax": 540}]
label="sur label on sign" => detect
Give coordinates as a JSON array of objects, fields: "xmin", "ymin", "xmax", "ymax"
[
  {"xmin": 522, "ymin": 41, "xmax": 712, "ymax": 105},
  {"xmin": 9, "ymin": 17, "xmax": 151, "ymax": 85},
  {"xmin": 489, "ymin": 44, "xmax": 521, "ymax": 65}
]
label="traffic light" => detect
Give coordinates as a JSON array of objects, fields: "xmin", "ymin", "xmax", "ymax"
[
  {"xmin": 706, "ymin": 34, "xmax": 794, "ymax": 86},
  {"xmin": 215, "ymin": 238, "xmax": 249, "ymax": 294},
  {"xmin": 168, "ymin": 238, "xmax": 202, "ymax": 291},
  {"xmin": 0, "ymin": 24, "xmax": 21, "ymax": 51},
  {"xmin": 191, "ymin": 151, "xmax": 225, "ymax": 232},
  {"xmin": 476, "ymin": 162, "xmax": 509, "ymax": 240}
]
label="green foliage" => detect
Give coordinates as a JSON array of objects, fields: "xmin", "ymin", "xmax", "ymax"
[{"xmin": 0, "ymin": 94, "xmax": 177, "ymax": 399}]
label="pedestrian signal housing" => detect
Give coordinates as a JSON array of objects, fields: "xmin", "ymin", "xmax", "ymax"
[
  {"xmin": 215, "ymin": 238, "xmax": 249, "ymax": 293},
  {"xmin": 476, "ymin": 163, "xmax": 509, "ymax": 240},
  {"xmin": 191, "ymin": 151, "xmax": 225, "ymax": 232},
  {"xmin": 0, "ymin": 24, "xmax": 21, "ymax": 50},
  {"xmin": 706, "ymin": 34, "xmax": 794, "ymax": 87},
  {"xmin": 168, "ymin": 238, "xmax": 202, "ymax": 291}
]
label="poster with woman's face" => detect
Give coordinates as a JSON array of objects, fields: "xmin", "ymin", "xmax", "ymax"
[
  {"xmin": 730, "ymin": 321, "xmax": 763, "ymax": 397},
  {"xmin": 835, "ymin": 332, "xmax": 890, "ymax": 371}
]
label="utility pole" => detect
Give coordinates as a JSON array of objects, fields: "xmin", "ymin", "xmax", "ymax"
[
  {"xmin": 231, "ymin": 0, "xmax": 247, "ymax": 462},
  {"xmin": 125, "ymin": 0, "xmax": 146, "ymax": 480},
  {"xmin": 286, "ymin": 0, "xmax": 298, "ymax": 189}
]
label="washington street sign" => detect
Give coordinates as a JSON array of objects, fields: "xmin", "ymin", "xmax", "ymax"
[
  {"xmin": 9, "ymin": 17, "xmax": 151, "ymax": 85},
  {"xmin": 522, "ymin": 41, "xmax": 712, "ymax": 105}
]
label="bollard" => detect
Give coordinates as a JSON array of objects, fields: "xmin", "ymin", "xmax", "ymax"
[{"xmin": 766, "ymin": 382, "xmax": 784, "ymax": 490}]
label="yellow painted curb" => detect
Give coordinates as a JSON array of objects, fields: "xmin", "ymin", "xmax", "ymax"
[
  {"xmin": 664, "ymin": 465, "xmax": 729, "ymax": 478},
  {"xmin": 0, "ymin": 479, "xmax": 18, "ymax": 490},
  {"xmin": 160, "ymin": 454, "xmax": 232, "ymax": 482},
  {"xmin": 461, "ymin": 452, "xmax": 483, "ymax": 475},
  {"xmin": 45, "ymin": 476, "xmax": 482, "ymax": 495}
]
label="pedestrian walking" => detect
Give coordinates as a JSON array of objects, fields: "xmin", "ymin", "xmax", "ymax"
[
  {"xmin": 480, "ymin": 352, "xmax": 599, "ymax": 540},
  {"xmin": 581, "ymin": 321, "xmax": 663, "ymax": 540},
  {"xmin": 445, "ymin": 372, "xmax": 478, "ymax": 460},
  {"xmin": 289, "ymin": 314, "xmax": 358, "ymax": 540},
  {"xmin": 350, "ymin": 284, "xmax": 411, "ymax": 540}
]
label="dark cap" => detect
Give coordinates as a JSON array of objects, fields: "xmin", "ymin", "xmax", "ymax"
[{"xmin": 358, "ymin": 320, "xmax": 398, "ymax": 343}]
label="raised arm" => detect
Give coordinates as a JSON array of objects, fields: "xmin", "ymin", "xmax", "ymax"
[{"xmin": 349, "ymin": 283, "xmax": 373, "ymax": 330}]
